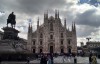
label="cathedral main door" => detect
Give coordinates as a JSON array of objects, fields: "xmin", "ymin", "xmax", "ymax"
[
  {"xmin": 48, "ymin": 42, "xmax": 55, "ymax": 53},
  {"xmin": 50, "ymin": 46, "xmax": 53, "ymax": 53}
]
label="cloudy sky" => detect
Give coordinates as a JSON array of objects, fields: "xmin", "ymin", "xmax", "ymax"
[{"xmin": 0, "ymin": 0, "xmax": 100, "ymax": 46}]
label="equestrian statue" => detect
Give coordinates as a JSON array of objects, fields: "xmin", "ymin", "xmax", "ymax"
[{"xmin": 7, "ymin": 12, "xmax": 16, "ymax": 28}]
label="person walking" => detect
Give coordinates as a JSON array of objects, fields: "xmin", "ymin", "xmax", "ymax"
[
  {"xmin": 74, "ymin": 55, "xmax": 77, "ymax": 64},
  {"xmin": 62, "ymin": 55, "xmax": 66, "ymax": 63},
  {"xmin": 40, "ymin": 55, "xmax": 44, "ymax": 64},
  {"xmin": 89, "ymin": 53, "xmax": 92, "ymax": 64},
  {"xmin": 47, "ymin": 55, "xmax": 51, "ymax": 64},
  {"xmin": 91, "ymin": 54, "xmax": 97, "ymax": 64},
  {"xmin": 27, "ymin": 57, "xmax": 30, "ymax": 64},
  {"xmin": 44, "ymin": 55, "xmax": 48, "ymax": 64},
  {"xmin": 50, "ymin": 54, "xmax": 54, "ymax": 64}
]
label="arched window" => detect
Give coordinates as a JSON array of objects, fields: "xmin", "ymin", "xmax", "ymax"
[
  {"xmin": 61, "ymin": 33, "xmax": 63, "ymax": 38},
  {"xmin": 40, "ymin": 33, "xmax": 43, "ymax": 38},
  {"xmin": 61, "ymin": 48, "xmax": 64, "ymax": 53},
  {"xmin": 33, "ymin": 41, "xmax": 35, "ymax": 45},
  {"xmin": 50, "ymin": 35, "xmax": 53, "ymax": 39},
  {"xmin": 40, "ymin": 49, "xmax": 42, "ymax": 53},
  {"xmin": 61, "ymin": 40, "xmax": 63, "ymax": 45},
  {"xmin": 40, "ymin": 40, "xmax": 43, "ymax": 45},
  {"xmin": 50, "ymin": 23, "xmax": 53, "ymax": 31},
  {"xmin": 33, "ymin": 49, "xmax": 35, "ymax": 53},
  {"xmin": 68, "ymin": 39, "xmax": 71, "ymax": 44}
]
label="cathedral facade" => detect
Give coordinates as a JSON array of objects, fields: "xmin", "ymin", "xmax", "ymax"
[{"xmin": 27, "ymin": 11, "xmax": 77, "ymax": 54}]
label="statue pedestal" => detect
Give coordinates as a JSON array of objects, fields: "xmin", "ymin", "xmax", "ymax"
[{"xmin": 2, "ymin": 27, "xmax": 19, "ymax": 40}]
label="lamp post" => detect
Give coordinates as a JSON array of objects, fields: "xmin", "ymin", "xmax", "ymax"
[{"xmin": 86, "ymin": 37, "xmax": 91, "ymax": 42}]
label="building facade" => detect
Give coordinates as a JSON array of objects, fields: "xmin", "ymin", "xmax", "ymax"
[
  {"xmin": 27, "ymin": 11, "xmax": 77, "ymax": 54},
  {"xmin": 86, "ymin": 41, "xmax": 100, "ymax": 48},
  {"xmin": 0, "ymin": 31, "xmax": 3, "ymax": 40}
]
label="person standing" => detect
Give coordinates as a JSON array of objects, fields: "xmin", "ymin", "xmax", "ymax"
[
  {"xmin": 89, "ymin": 53, "xmax": 92, "ymax": 64},
  {"xmin": 27, "ymin": 57, "xmax": 30, "ymax": 64},
  {"xmin": 44, "ymin": 55, "xmax": 47, "ymax": 64},
  {"xmin": 50, "ymin": 54, "xmax": 54, "ymax": 64},
  {"xmin": 62, "ymin": 55, "xmax": 66, "ymax": 63},
  {"xmin": 40, "ymin": 55, "xmax": 44, "ymax": 64},
  {"xmin": 91, "ymin": 54, "xmax": 97, "ymax": 64},
  {"xmin": 74, "ymin": 55, "xmax": 77, "ymax": 64},
  {"xmin": 47, "ymin": 55, "xmax": 51, "ymax": 64}
]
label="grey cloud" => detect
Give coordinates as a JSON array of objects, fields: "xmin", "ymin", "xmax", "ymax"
[
  {"xmin": 0, "ymin": 0, "xmax": 66, "ymax": 16},
  {"xmin": 76, "ymin": 25, "xmax": 98, "ymax": 37},
  {"xmin": 75, "ymin": 9, "xmax": 100, "ymax": 27}
]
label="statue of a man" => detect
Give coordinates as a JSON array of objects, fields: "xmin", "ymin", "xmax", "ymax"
[{"xmin": 7, "ymin": 12, "xmax": 16, "ymax": 28}]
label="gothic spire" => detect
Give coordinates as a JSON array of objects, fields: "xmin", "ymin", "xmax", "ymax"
[
  {"xmin": 57, "ymin": 10, "xmax": 59, "ymax": 18},
  {"xmin": 28, "ymin": 22, "xmax": 31, "ymax": 33},
  {"xmin": 72, "ymin": 22, "xmax": 74, "ymax": 31},
  {"xmin": 55, "ymin": 10, "xmax": 57, "ymax": 19},
  {"xmin": 30, "ymin": 22, "xmax": 32, "ymax": 33},
  {"xmin": 74, "ymin": 21, "xmax": 76, "ymax": 30},
  {"xmin": 46, "ymin": 10, "xmax": 48, "ymax": 18},
  {"xmin": 44, "ymin": 12, "xmax": 46, "ymax": 18},
  {"xmin": 37, "ymin": 17, "xmax": 39, "ymax": 29},
  {"xmin": 64, "ymin": 18, "xmax": 66, "ymax": 28}
]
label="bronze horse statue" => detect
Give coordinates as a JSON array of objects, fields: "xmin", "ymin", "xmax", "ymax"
[{"xmin": 7, "ymin": 12, "xmax": 16, "ymax": 28}]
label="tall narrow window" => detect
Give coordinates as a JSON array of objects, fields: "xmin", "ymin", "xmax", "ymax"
[
  {"xmin": 40, "ymin": 49, "xmax": 42, "ymax": 53},
  {"xmin": 68, "ymin": 39, "xmax": 71, "ymax": 44},
  {"xmin": 33, "ymin": 49, "xmax": 35, "ymax": 53},
  {"xmin": 40, "ymin": 40, "xmax": 43, "ymax": 45},
  {"xmin": 61, "ymin": 48, "xmax": 64, "ymax": 53},
  {"xmin": 33, "ymin": 41, "xmax": 35, "ymax": 45},
  {"xmin": 61, "ymin": 40, "xmax": 63, "ymax": 45},
  {"xmin": 50, "ymin": 35, "xmax": 53, "ymax": 39},
  {"xmin": 40, "ymin": 33, "xmax": 43, "ymax": 38},
  {"xmin": 61, "ymin": 33, "xmax": 63, "ymax": 38},
  {"xmin": 50, "ymin": 23, "xmax": 53, "ymax": 31}
]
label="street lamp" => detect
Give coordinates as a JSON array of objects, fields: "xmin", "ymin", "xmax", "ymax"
[{"xmin": 86, "ymin": 37, "xmax": 91, "ymax": 42}]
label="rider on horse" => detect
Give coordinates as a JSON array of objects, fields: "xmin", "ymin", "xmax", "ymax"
[{"xmin": 7, "ymin": 12, "xmax": 16, "ymax": 28}]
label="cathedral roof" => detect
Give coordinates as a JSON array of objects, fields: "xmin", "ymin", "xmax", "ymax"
[{"xmin": 49, "ymin": 16, "xmax": 54, "ymax": 20}]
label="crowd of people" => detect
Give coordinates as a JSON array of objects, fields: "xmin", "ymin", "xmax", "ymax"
[
  {"xmin": 0, "ymin": 53, "xmax": 96, "ymax": 64},
  {"xmin": 40, "ymin": 54, "xmax": 54, "ymax": 64},
  {"xmin": 26, "ymin": 53, "xmax": 97, "ymax": 64}
]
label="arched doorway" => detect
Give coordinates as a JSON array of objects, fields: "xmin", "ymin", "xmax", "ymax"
[
  {"xmin": 50, "ymin": 46, "xmax": 53, "ymax": 53},
  {"xmin": 60, "ymin": 46, "xmax": 64, "ymax": 53},
  {"xmin": 61, "ymin": 48, "xmax": 64, "ymax": 53},
  {"xmin": 67, "ymin": 46, "xmax": 72, "ymax": 54},
  {"xmin": 48, "ymin": 42, "xmax": 55, "ymax": 53},
  {"xmin": 39, "ymin": 49, "xmax": 43, "ymax": 53},
  {"xmin": 33, "ymin": 49, "xmax": 36, "ymax": 53},
  {"xmin": 68, "ymin": 48, "xmax": 71, "ymax": 54},
  {"xmin": 38, "ymin": 46, "xmax": 43, "ymax": 53},
  {"xmin": 32, "ymin": 46, "xmax": 36, "ymax": 53}
]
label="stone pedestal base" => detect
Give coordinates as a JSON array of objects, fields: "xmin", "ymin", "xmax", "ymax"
[{"xmin": 2, "ymin": 27, "xmax": 19, "ymax": 40}]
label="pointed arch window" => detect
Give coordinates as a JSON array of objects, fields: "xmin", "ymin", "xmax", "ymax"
[
  {"xmin": 40, "ymin": 40, "xmax": 43, "ymax": 45},
  {"xmin": 61, "ymin": 48, "xmax": 64, "ymax": 53},
  {"xmin": 61, "ymin": 40, "xmax": 63, "ymax": 45},
  {"xmin": 50, "ymin": 35, "xmax": 53, "ymax": 39},
  {"xmin": 50, "ymin": 23, "xmax": 53, "ymax": 31},
  {"xmin": 40, "ymin": 49, "xmax": 42, "ymax": 53},
  {"xmin": 68, "ymin": 39, "xmax": 71, "ymax": 44},
  {"xmin": 61, "ymin": 33, "xmax": 63, "ymax": 38},
  {"xmin": 33, "ymin": 49, "xmax": 35, "ymax": 53},
  {"xmin": 33, "ymin": 40, "xmax": 35, "ymax": 45},
  {"xmin": 40, "ymin": 33, "xmax": 43, "ymax": 38}
]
